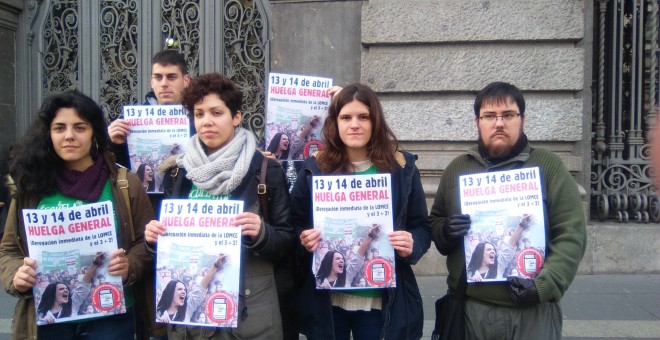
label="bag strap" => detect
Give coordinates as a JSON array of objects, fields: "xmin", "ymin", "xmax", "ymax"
[
  {"xmin": 117, "ymin": 167, "xmax": 135, "ymax": 242},
  {"xmin": 257, "ymin": 156, "xmax": 270, "ymax": 223}
]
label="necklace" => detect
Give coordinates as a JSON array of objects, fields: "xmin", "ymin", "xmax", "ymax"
[{"xmin": 350, "ymin": 159, "xmax": 373, "ymax": 172}]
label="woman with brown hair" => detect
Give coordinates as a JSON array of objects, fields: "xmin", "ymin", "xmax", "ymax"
[{"xmin": 290, "ymin": 84, "xmax": 432, "ymax": 339}]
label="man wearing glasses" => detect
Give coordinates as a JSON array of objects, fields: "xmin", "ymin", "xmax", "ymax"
[{"xmin": 429, "ymin": 82, "xmax": 586, "ymax": 339}]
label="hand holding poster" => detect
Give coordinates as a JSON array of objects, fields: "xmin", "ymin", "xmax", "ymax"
[
  {"xmin": 459, "ymin": 167, "xmax": 546, "ymax": 283},
  {"xmin": 123, "ymin": 105, "xmax": 189, "ymax": 193},
  {"xmin": 22, "ymin": 201, "xmax": 125, "ymax": 325},
  {"xmin": 156, "ymin": 199, "xmax": 244, "ymax": 327},
  {"xmin": 265, "ymin": 73, "xmax": 332, "ymax": 161},
  {"xmin": 312, "ymin": 174, "xmax": 396, "ymax": 289}
]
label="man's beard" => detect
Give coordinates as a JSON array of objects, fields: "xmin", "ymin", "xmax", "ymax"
[
  {"xmin": 478, "ymin": 134, "xmax": 512, "ymax": 159},
  {"xmin": 477, "ymin": 122, "xmax": 527, "ymax": 160}
]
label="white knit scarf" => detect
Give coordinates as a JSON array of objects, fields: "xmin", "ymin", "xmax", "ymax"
[{"xmin": 177, "ymin": 127, "xmax": 256, "ymax": 196}]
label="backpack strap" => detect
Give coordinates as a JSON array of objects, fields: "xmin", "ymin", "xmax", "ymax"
[
  {"xmin": 117, "ymin": 167, "xmax": 135, "ymax": 242},
  {"xmin": 258, "ymin": 156, "xmax": 270, "ymax": 223}
]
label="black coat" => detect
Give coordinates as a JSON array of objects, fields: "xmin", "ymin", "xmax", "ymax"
[
  {"xmin": 289, "ymin": 151, "xmax": 432, "ymax": 339},
  {"xmin": 161, "ymin": 151, "xmax": 295, "ymax": 338},
  {"xmin": 162, "ymin": 151, "xmax": 294, "ymax": 261}
]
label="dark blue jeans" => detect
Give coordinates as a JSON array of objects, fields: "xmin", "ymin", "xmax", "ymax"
[
  {"xmin": 37, "ymin": 308, "xmax": 135, "ymax": 340},
  {"xmin": 332, "ymin": 306, "xmax": 383, "ymax": 340}
]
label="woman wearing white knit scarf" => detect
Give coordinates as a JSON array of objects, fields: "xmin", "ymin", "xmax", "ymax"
[
  {"xmin": 178, "ymin": 126, "xmax": 255, "ymax": 196},
  {"xmin": 145, "ymin": 73, "xmax": 293, "ymax": 340}
]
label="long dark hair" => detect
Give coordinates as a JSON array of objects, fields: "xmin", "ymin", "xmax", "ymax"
[
  {"xmin": 467, "ymin": 242, "xmax": 498, "ymax": 279},
  {"xmin": 136, "ymin": 163, "xmax": 155, "ymax": 191},
  {"xmin": 316, "ymin": 250, "xmax": 346, "ymax": 287},
  {"xmin": 317, "ymin": 83, "xmax": 398, "ymax": 174},
  {"xmin": 10, "ymin": 91, "xmax": 108, "ymax": 199},
  {"xmin": 156, "ymin": 280, "xmax": 187, "ymax": 321},
  {"xmin": 266, "ymin": 132, "xmax": 289, "ymax": 160},
  {"xmin": 37, "ymin": 282, "xmax": 73, "ymax": 318}
]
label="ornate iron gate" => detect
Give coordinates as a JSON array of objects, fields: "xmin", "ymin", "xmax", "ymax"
[
  {"xmin": 25, "ymin": 0, "xmax": 268, "ymax": 142},
  {"xmin": 592, "ymin": 0, "xmax": 660, "ymax": 222}
]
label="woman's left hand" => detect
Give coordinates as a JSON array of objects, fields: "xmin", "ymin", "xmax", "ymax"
[
  {"xmin": 157, "ymin": 310, "xmax": 171, "ymax": 323},
  {"xmin": 233, "ymin": 212, "xmax": 262, "ymax": 241},
  {"xmin": 107, "ymin": 248, "xmax": 129, "ymax": 280},
  {"xmin": 263, "ymin": 151, "xmax": 276, "ymax": 160},
  {"xmin": 317, "ymin": 278, "xmax": 332, "ymax": 289},
  {"xmin": 389, "ymin": 231, "xmax": 414, "ymax": 258},
  {"xmin": 41, "ymin": 311, "xmax": 57, "ymax": 324}
]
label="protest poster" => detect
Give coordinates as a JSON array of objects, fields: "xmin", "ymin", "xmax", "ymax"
[
  {"xmin": 311, "ymin": 174, "xmax": 396, "ymax": 289},
  {"xmin": 123, "ymin": 105, "xmax": 189, "ymax": 193},
  {"xmin": 265, "ymin": 72, "xmax": 332, "ymax": 161},
  {"xmin": 22, "ymin": 201, "xmax": 125, "ymax": 325},
  {"xmin": 155, "ymin": 199, "xmax": 244, "ymax": 327},
  {"xmin": 459, "ymin": 167, "xmax": 546, "ymax": 283}
]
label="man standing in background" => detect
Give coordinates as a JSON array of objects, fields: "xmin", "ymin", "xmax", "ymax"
[
  {"xmin": 107, "ymin": 49, "xmax": 190, "ymax": 340},
  {"xmin": 107, "ymin": 49, "xmax": 190, "ymax": 169}
]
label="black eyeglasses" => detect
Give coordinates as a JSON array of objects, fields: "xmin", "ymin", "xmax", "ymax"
[{"xmin": 479, "ymin": 113, "xmax": 521, "ymax": 122}]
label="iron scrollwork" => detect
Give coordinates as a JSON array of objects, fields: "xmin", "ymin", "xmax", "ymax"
[
  {"xmin": 42, "ymin": 0, "xmax": 79, "ymax": 96},
  {"xmin": 100, "ymin": 0, "xmax": 139, "ymax": 121},
  {"xmin": 161, "ymin": 0, "xmax": 200, "ymax": 76},
  {"xmin": 37, "ymin": 0, "xmax": 268, "ymax": 145},
  {"xmin": 591, "ymin": 0, "xmax": 660, "ymax": 223},
  {"xmin": 223, "ymin": 0, "xmax": 267, "ymax": 143}
]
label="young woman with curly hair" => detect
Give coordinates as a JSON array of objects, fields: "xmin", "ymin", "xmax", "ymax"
[
  {"xmin": 145, "ymin": 73, "xmax": 294, "ymax": 340},
  {"xmin": 0, "ymin": 90, "xmax": 154, "ymax": 339}
]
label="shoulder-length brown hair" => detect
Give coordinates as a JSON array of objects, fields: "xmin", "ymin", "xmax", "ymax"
[{"xmin": 317, "ymin": 83, "xmax": 398, "ymax": 174}]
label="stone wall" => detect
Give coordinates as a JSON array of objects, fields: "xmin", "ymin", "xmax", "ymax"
[
  {"xmin": 360, "ymin": 0, "xmax": 589, "ymax": 164},
  {"xmin": 270, "ymin": 0, "xmax": 363, "ymax": 86}
]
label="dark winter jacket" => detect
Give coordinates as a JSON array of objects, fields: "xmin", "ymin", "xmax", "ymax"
[
  {"xmin": 290, "ymin": 151, "xmax": 432, "ymax": 340},
  {"xmin": 159, "ymin": 151, "xmax": 295, "ymax": 339}
]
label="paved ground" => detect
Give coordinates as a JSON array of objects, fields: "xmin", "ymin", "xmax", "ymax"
[{"xmin": 0, "ymin": 274, "xmax": 658, "ymax": 339}]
